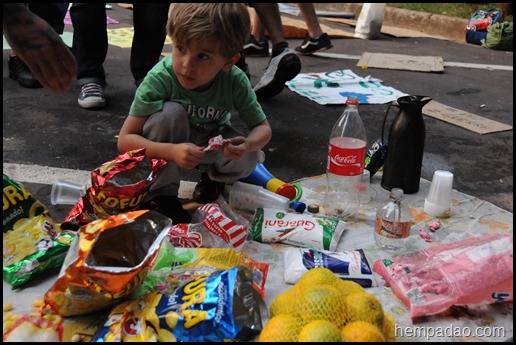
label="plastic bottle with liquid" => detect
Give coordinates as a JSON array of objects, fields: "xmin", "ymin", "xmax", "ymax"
[
  {"xmin": 324, "ymin": 96, "xmax": 367, "ymax": 219},
  {"xmin": 374, "ymin": 188, "xmax": 413, "ymax": 252}
]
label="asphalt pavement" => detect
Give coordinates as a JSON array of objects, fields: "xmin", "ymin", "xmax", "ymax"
[{"xmin": 3, "ymin": 4, "xmax": 513, "ymax": 224}]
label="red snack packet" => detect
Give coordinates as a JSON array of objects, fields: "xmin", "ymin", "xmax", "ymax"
[{"xmin": 61, "ymin": 148, "xmax": 166, "ymax": 230}]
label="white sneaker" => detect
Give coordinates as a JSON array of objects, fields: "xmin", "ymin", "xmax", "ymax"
[
  {"xmin": 253, "ymin": 47, "xmax": 301, "ymax": 99},
  {"xmin": 78, "ymin": 82, "xmax": 106, "ymax": 109}
]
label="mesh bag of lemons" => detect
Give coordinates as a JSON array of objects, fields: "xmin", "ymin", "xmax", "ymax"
[{"xmin": 257, "ymin": 267, "xmax": 395, "ymax": 342}]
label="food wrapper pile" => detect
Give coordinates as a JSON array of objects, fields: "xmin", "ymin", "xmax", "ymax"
[
  {"xmin": 61, "ymin": 148, "xmax": 166, "ymax": 230},
  {"xmin": 91, "ymin": 267, "xmax": 267, "ymax": 342},
  {"xmin": 138, "ymin": 240, "xmax": 269, "ymax": 299},
  {"xmin": 373, "ymin": 232, "xmax": 513, "ymax": 322},
  {"xmin": 3, "ymin": 174, "xmax": 74, "ymax": 289},
  {"xmin": 165, "ymin": 195, "xmax": 250, "ymax": 251},
  {"xmin": 41, "ymin": 209, "xmax": 170, "ymax": 317}
]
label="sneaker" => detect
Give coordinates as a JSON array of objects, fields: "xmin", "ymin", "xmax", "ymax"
[
  {"xmin": 253, "ymin": 47, "xmax": 301, "ymax": 99},
  {"xmin": 192, "ymin": 172, "xmax": 225, "ymax": 204},
  {"xmin": 244, "ymin": 35, "xmax": 270, "ymax": 57},
  {"xmin": 143, "ymin": 195, "xmax": 192, "ymax": 224},
  {"xmin": 295, "ymin": 33, "xmax": 333, "ymax": 55},
  {"xmin": 8, "ymin": 55, "xmax": 42, "ymax": 89},
  {"xmin": 78, "ymin": 82, "xmax": 106, "ymax": 109}
]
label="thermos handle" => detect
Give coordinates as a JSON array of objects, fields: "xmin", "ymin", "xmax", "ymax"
[{"xmin": 381, "ymin": 101, "xmax": 399, "ymax": 145}]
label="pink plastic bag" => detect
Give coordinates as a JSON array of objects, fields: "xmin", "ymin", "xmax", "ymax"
[{"xmin": 373, "ymin": 232, "xmax": 513, "ymax": 322}]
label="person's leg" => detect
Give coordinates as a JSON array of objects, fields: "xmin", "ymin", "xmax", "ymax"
[
  {"xmin": 141, "ymin": 101, "xmax": 192, "ymax": 223},
  {"xmin": 70, "ymin": 3, "xmax": 108, "ymax": 109},
  {"xmin": 70, "ymin": 3, "xmax": 107, "ymax": 86},
  {"xmin": 251, "ymin": 3, "xmax": 301, "ymax": 99},
  {"xmin": 297, "ymin": 3, "xmax": 323, "ymax": 38},
  {"xmin": 130, "ymin": 3, "xmax": 170, "ymax": 87},
  {"xmin": 245, "ymin": 12, "xmax": 269, "ymax": 57},
  {"xmin": 295, "ymin": 3, "xmax": 332, "ymax": 55}
]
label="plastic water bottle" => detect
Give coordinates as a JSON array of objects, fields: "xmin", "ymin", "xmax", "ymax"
[
  {"xmin": 374, "ymin": 188, "xmax": 413, "ymax": 252},
  {"xmin": 324, "ymin": 96, "xmax": 367, "ymax": 219}
]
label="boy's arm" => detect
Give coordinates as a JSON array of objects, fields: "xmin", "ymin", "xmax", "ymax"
[
  {"xmin": 117, "ymin": 115, "xmax": 205, "ymax": 169},
  {"xmin": 224, "ymin": 119, "xmax": 272, "ymax": 161}
]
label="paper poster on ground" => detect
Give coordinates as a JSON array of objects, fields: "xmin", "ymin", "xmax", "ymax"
[{"xmin": 286, "ymin": 69, "xmax": 408, "ymax": 105}]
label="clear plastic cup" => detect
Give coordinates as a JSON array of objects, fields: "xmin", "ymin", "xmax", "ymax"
[
  {"xmin": 229, "ymin": 181, "xmax": 290, "ymax": 213},
  {"xmin": 424, "ymin": 170, "xmax": 454, "ymax": 217},
  {"xmin": 50, "ymin": 180, "xmax": 84, "ymax": 205}
]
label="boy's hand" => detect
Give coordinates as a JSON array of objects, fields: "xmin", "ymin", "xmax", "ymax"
[
  {"xmin": 223, "ymin": 136, "xmax": 247, "ymax": 161},
  {"xmin": 172, "ymin": 143, "xmax": 205, "ymax": 169}
]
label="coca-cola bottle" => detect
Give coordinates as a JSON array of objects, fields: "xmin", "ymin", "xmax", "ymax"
[{"xmin": 324, "ymin": 96, "xmax": 367, "ymax": 219}]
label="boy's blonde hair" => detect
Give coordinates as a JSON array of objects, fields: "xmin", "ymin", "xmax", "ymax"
[{"xmin": 167, "ymin": 3, "xmax": 251, "ymax": 58}]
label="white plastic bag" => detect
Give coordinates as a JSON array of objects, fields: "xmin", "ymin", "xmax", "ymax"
[{"xmin": 355, "ymin": 3, "xmax": 386, "ymax": 40}]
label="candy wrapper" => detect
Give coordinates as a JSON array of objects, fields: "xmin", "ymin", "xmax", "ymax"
[
  {"xmin": 138, "ymin": 241, "xmax": 269, "ymax": 299},
  {"xmin": 203, "ymin": 134, "xmax": 230, "ymax": 152},
  {"xmin": 41, "ymin": 209, "xmax": 170, "ymax": 317},
  {"xmin": 61, "ymin": 148, "xmax": 166, "ymax": 230},
  {"xmin": 2, "ymin": 314, "xmax": 64, "ymax": 342},
  {"xmin": 91, "ymin": 267, "xmax": 267, "ymax": 342},
  {"xmin": 3, "ymin": 174, "xmax": 74, "ymax": 289},
  {"xmin": 373, "ymin": 232, "xmax": 513, "ymax": 322}
]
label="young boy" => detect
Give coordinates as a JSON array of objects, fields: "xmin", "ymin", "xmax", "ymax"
[{"xmin": 117, "ymin": 3, "xmax": 272, "ymax": 224}]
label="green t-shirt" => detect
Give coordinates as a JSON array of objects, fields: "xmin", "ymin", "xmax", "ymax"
[{"xmin": 129, "ymin": 56, "xmax": 266, "ymax": 131}]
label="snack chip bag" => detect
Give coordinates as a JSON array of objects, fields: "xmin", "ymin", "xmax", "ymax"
[
  {"xmin": 92, "ymin": 267, "xmax": 267, "ymax": 342},
  {"xmin": 42, "ymin": 209, "xmax": 170, "ymax": 317},
  {"xmin": 61, "ymin": 148, "xmax": 166, "ymax": 230},
  {"xmin": 3, "ymin": 174, "xmax": 74, "ymax": 289},
  {"xmin": 138, "ymin": 240, "xmax": 269, "ymax": 298}
]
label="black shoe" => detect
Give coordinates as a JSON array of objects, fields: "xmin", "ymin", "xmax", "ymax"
[
  {"xmin": 295, "ymin": 33, "xmax": 333, "ymax": 55},
  {"xmin": 143, "ymin": 195, "xmax": 192, "ymax": 224},
  {"xmin": 244, "ymin": 35, "xmax": 270, "ymax": 57},
  {"xmin": 8, "ymin": 56, "xmax": 42, "ymax": 89},
  {"xmin": 253, "ymin": 47, "xmax": 301, "ymax": 100},
  {"xmin": 192, "ymin": 173, "xmax": 225, "ymax": 204}
]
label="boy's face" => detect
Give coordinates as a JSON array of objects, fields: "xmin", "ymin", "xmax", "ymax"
[{"xmin": 171, "ymin": 38, "xmax": 239, "ymax": 92}]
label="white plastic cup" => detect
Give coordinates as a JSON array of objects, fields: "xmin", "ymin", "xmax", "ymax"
[
  {"xmin": 50, "ymin": 180, "xmax": 84, "ymax": 205},
  {"xmin": 358, "ymin": 169, "xmax": 371, "ymax": 204},
  {"xmin": 424, "ymin": 170, "xmax": 453, "ymax": 217},
  {"xmin": 229, "ymin": 181, "xmax": 290, "ymax": 213}
]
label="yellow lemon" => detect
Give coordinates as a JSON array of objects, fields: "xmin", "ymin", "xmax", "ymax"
[
  {"xmin": 296, "ymin": 284, "xmax": 348, "ymax": 328},
  {"xmin": 334, "ymin": 279, "xmax": 366, "ymax": 297},
  {"xmin": 298, "ymin": 319, "xmax": 343, "ymax": 342},
  {"xmin": 295, "ymin": 268, "xmax": 339, "ymax": 293},
  {"xmin": 341, "ymin": 321, "xmax": 386, "ymax": 342},
  {"xmin": 269, "ymin": 288, "xmax": 298, "ymax": 318},
  {"xmin": 344, "ymin": 291, "xmax": 384, "ymax": 327},
  {"xmin": 381, "ymin": 311, "xmax": 396, "ymax": 342},
  {"xmin": 257, "ymin": 313, "xmax": 305, "ymax": 342}
]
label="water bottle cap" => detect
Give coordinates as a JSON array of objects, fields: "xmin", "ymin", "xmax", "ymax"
[
  {"xmin": 390, "ymin": 188, "xmax": 404, "ymax": 199},
  {"xmin": 346, "ymin": 96, "xmax": 359, "ymax": 105}
]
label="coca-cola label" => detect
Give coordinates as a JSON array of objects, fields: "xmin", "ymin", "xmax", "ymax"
[{"xmin": 327, "ymin": 143, "xmax": 366, "ymax": 176}]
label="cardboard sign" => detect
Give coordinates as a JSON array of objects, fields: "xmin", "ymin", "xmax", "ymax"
[
  {"xmin": 357, "ymin": 52, "xmax": 445, "ymax": 72},
  {"xmin": 423, "ymin": 101, "xmax": 513, "ymax": 134}
]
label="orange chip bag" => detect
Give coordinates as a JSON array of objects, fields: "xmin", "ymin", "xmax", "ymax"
[
  {"xmin": 61, "ymin": 148, "xmax": 166, "ymax": 230},
  {"xmin": 42, "ymin": 209, "xmax": 170, "ymax": 317}
]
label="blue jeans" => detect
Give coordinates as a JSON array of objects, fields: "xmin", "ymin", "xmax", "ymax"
[{"xmin": 70, "ymin": 3, "xmax": 170, "ymax": 86}]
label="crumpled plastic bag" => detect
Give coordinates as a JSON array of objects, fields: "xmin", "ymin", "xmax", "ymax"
[{"xmin": 373, "ymin": 232, "xmax": 513, "ymax": 322}]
